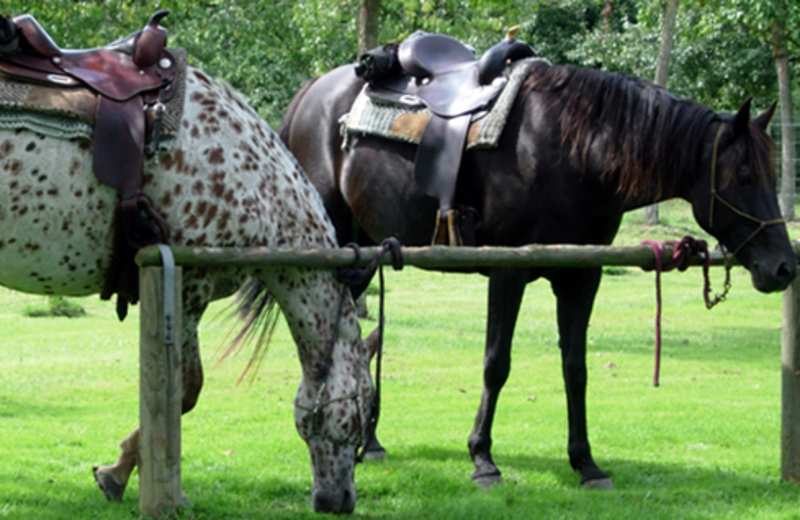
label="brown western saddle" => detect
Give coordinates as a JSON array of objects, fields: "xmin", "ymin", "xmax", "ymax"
[
  {"xmin": 355, "ymin": 28, "xmax": 536, "ymax": 245},
  {"xmin": 0, "ymin": 10, "xmax": 179, "ymax": 319}
]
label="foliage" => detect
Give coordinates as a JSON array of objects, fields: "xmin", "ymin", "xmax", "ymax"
[
  {"xmin": 291, "ymin": 0, "xmax": 536, "ymax": 71},
  {"xmin": 23, "ymin": 296, "xmax": 86, "ymax": 318},
  {"xmin": 2, "ymin": 1, "xmax": 309, "ymax": 126},
  {"xmin": 3, "ymin": 1, "xmax": 798, "ymax": 131},
  {"xmin": 523, "ymin": 0, "xmax": 795, "ymax": 112},
  {"xmin": 521, "ymin": 0, "xmax": 639, "ymax": 67}
]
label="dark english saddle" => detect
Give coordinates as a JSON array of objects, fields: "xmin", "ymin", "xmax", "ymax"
[{"xmin": 355, "ymin": 28, "xmax": 536, "ymax": 245}]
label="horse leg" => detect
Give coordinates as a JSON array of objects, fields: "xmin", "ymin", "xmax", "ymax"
[
  {"xmin": 94, "ymin": 276, "xmax": 211, "ymax": 503},
  {"xmin": 92, "ymin": 428, "xmax": 139, "ymax": 502},
  {"xmin": 468, "ymin": 268, "xmax": 528, "ymax": 487},
  {"xmin": 551, "ymin": 268, "xmax": 612, "ymax": 489},
  {"xmin": 346, "ymin": 274, "xmax": 387, "ymax": 459},
  {"xmin": 361, "ymin": 322, "xmax": 386, "ymax": 460}
]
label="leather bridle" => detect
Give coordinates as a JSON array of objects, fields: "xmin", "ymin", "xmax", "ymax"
[
  {"xmin": 295, "ymin": 238, "xmax": 403, "ymax": 451},
  {"xmin": 708, "ymin": 123, "xmax": 785, "ymax": 261},
  {"xmin": 294, "ymin": 280, "xmax": 367, "ymax": 448}
]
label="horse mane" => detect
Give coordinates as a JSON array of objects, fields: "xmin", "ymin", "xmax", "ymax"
[{"xmin": 520, "ymin": 61, "xmax": 721, "ymax": 201}]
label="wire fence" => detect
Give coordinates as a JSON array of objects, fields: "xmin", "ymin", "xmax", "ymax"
[{"xmin": 771, "ymin": 121, "xmax": 800, "ymax": 194}]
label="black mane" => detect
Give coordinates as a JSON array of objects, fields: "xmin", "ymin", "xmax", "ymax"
[{"xmin": 521, "ymin": 61, "xmax": 717, "ymax": 200}]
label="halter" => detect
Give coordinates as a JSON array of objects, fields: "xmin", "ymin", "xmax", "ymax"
[
  {"xmin": 295, "ymin": 238, "xmax": 404, "ymax": 450},
  {"xmin": 706, "ymin": 122, "xmax": 785, "ymax": 301},
  {"xmin": 293, "ymin": 278, "xmax": 366, "ymax": 448}
]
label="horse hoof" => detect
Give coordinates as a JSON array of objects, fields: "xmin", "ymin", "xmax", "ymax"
[
  {"xmin": 361, "ymin": 435, "xmax": 387, "ymax": 461},
  {"xmin": 472, "ymin": 472, "xmax": 503, "ymax": 489},
  {"xmin": 362, "ymin": 448, "xmax": 387, "ymax": 461},
  {"xmin": 92, "ymin": 466, "xmax": 126, "ymax": 502},
  {"xmin": 582, "ymin": 477, "xmax": 614, "ymax": 490}
]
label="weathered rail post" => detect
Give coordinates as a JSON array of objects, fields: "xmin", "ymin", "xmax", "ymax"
[
  {"xmin": 782, "ymin": 275, "xmax": 800, "ymax": 481},
  {"xmin": 139, "ymin": 245, "xmax": 183, "ymax": 518}
]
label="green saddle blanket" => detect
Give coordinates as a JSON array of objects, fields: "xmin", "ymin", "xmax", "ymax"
[
  {"xmin": 341, "ymin": 57, "xmax": 544, "ymax": 149},
  {"xmin": 0, "ymin": 47, "xmax": 187, "ymax": 150}
]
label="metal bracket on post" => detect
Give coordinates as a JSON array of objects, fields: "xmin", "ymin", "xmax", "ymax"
[{"xmin": 156, "ymin": 244, "xmax": 176, "ymax": 346}]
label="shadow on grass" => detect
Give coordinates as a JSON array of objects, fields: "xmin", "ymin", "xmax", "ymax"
[
  {"xmin": 352, "ymin": 445, "xmax": 799, "ymax": 519},
  {"xmin": 4, "ymin": 445, "xmax": 798, "ymax": 520}
]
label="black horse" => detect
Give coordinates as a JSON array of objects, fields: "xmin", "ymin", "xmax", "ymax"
[{"xmin": 279, "ymin": 58, "xmax": 796, "ymax": 490}]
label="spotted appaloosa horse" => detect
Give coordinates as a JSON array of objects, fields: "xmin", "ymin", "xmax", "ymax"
[{"xmin": 0, "ymin": 66, "xmax": 372, "ymax": 514}]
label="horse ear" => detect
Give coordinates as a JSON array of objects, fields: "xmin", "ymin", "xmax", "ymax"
[
  {"xmin": 752, "ymin": 100, "xmax": 777, "ymax": 130},
  {"xmin": 732, "ymin": 96, "xmax": 752, "ymax": 136}
]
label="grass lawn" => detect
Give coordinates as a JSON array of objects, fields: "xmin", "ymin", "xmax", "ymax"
[{"xmin": 1, "ymin": 199, "xmax": 800, "ymax": 519}]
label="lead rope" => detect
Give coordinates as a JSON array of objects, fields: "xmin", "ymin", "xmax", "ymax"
[
  {"xmin": 336, "ymin": 238, "xmax": 403, "ymax": 462},
  {"xmin": 639, "ymin": 122, "xmax": 787, "ymax": 386},
  {"xmin": 642, "ymin": 237, "xmax": 719, "ymax": 386}
]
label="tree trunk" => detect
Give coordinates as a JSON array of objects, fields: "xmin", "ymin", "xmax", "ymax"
[
  {"xmin": 773, "ymin": 18, "xmax": 795, "ymax": 221},
  {"xmin": 645, "ymin": 0, "xmax": 680, "ymax": 226},
  {"xmin": 358, "ymin": 0, "xmax": 380, "ymax": 58}
]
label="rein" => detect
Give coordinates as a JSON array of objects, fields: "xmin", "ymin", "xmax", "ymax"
[{"xmin": 298, "ymin": 238, "xmax": 403, "ymax": 453}]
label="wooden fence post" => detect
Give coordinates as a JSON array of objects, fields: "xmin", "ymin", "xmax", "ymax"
[
  {"xmin": 782, "ymin": 275, "xmax": 800, "ymax": 481},
  {"xmin": 139, "ymin": 264, "xmax": 183, "ymax": 517}
]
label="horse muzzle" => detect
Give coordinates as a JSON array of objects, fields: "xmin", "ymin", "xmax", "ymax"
[
  {"xmin": 748, "ymin": 257, "xmax": 796, "ymax": 293},
  {"xmin": 313, "ymin": 485, "xmax": 356, "ymax": 514}
]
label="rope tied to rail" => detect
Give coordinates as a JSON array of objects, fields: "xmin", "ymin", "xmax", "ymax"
[
  {"xmin": 641, "ymin": 236, "xmax": 731, "ymax": 387},
  {"xmin": 335, "ymin": 238, "xmax": 403, "ymax": 462},
  {"xmin": 336, "ymin": 237, "xmax": 404, "ymax": 286}
]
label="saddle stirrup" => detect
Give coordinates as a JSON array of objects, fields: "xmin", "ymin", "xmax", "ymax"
[{"xmin": 432, "ymin": 208, "xmax": 463, "ymax": 247}]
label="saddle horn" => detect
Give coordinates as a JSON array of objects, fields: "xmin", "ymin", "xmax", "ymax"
[{"xmin": 133, "ymin": 9, "xmax": 169, "ymax": 68}]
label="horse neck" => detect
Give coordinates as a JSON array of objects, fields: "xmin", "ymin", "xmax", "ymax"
[
  {"xmin": 607, "ymin": 102, "xmax": 718, "ymax": 211},
  {"xmin": 275, "ymin": 270, "xmax": 364, "ymax": 383}
]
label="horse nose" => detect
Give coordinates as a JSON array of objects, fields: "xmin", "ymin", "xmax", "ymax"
[
  {"xmin": 753, "ymin": 258, "xmax": 797, "ymax": 292},
  {"xmin": 777, "ymin": 259, "xmax": 797, "ymax": 288},
  {"xmin": 313, "ymin": 487, "xmax": 355, "ymax": 514}
]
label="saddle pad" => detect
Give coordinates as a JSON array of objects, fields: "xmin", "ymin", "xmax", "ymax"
[
  {"xmin": 0, "ymin": 47, "xmax": 188, "ymax": 150},
  {"xmin": 342, "ymin": 57, "xmax": 545, "ymax": 150}
]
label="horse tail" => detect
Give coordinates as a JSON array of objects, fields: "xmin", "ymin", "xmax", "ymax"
[
  {"xmin": 278, "ymin": 76, "xmax": 320, "ymax": 146},
  {"xmin": 217, "ymin": 278, "xmax": 281, "ymax": 385}
]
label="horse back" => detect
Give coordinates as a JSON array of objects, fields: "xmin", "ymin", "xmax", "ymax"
[{"xmin": 278, "ymin": 76, "xmax": 319, "ymax": 146}]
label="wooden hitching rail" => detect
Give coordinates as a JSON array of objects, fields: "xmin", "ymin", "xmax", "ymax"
[{"xmin": 134, "ymin": 242, "xmax": 800, "ymax": 517}]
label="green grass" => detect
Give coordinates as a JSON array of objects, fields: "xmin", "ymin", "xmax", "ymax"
[{"xmin": 2, "ymin": 199, "xmax": 800, "ymax": 519}]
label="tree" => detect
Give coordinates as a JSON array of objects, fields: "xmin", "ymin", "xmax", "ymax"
[
  {"xmin": 4, "ymin": 1, "xmax": 312, "ymax": 127},
  {"xmin": 772, "ymin": 15, "xmax": 796, "ymax": 220},
  {"xmin": 701, "ymin": 0, "xmax": 800, "ymax": 220},
  {"xmin": 358, "ymin": 0, "xmax": 381, "ymax": 57},
  {"xmin": 645, "ymin": 0, "xmax": 680, "ymax": 225},
  {"xmin": 546, "ymin": 1, "xmax": 797, "ymax": 221}
]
